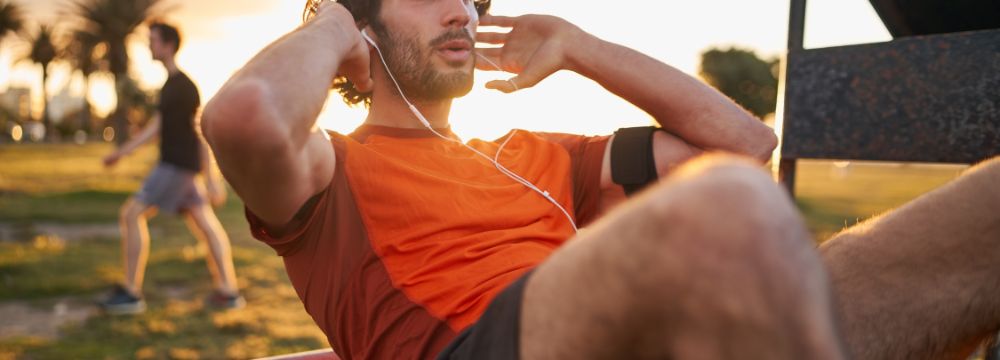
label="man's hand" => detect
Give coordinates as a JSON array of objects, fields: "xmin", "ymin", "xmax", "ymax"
[
  {"xmin": 314, "ymin": 0, "xmax": 373, "ymax": 93},
  {"xmin": 103, "ymin": 152, "xmax": 122, "ymax": 168},
  {"xmin": 475, "ymin": 14, "xmax": 586, "ymax": 93}
]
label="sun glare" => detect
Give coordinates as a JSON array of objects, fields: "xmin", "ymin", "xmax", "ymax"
[{"xmin": 3, "ymin": 0, "xmax": 891, "ymax": 141}]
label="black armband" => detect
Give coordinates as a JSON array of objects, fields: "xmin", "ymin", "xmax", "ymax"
[{"xmin": 611, "ymin": 126, "xmax": 663, "ymax": 196}]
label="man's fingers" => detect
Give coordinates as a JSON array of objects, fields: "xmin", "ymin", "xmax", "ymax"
[
  {"xmin": 474, "ymin": 49, "xmax": 507, "ymax": 72},
  {"xmin": 479, "ymin": 15, "xmax": 516, "ymax": 27},
  {"xmin": 475, "ymin": 47, "xmax": 501, "ymax": 58},
  {"xmin": 344, "ymin": 43, "xmax": 373, "ymax": 92},
  {"xmin": 344, "ymin": 67, "xmax": 373, "ymax": 93},
  {"xmin": 485, "ymin": 79, "xmax": 519, "ymax": 93},
  {"xmin": 485, "ymin": 55, "xmax": 559, "ymax": 93},
  {"xmin": 475, "ymin": 32, "xmax": 507, "ymax": 45},
  {"xmin": 351, "ymin": 72, "xmax": 374, "ymax": 93}
]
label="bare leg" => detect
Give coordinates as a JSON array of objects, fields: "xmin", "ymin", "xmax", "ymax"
[
  {"xmin": 821, "ymin": 157, "xmax": 1000, "ymax": 359},
  {"xmin": 118, "ymin": 197, "xmax": 156, "ymax": 295},
  {"xmin": 520, "ymin": 155, "xmax": 846, "ymax": 360},
  {"xmin": 183, "ymin": 203, "xmax": 239, "ymax": 295}
]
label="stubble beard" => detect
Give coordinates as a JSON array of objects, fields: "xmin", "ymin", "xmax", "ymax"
[{"xmin": 373, "ymin": 25, "xmax": 475, "ymax": 102}]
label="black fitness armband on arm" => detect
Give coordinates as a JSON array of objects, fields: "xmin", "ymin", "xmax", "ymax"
[{"xmin": 610, "ymin": 126, "xmax": 664, "ymax": 196}]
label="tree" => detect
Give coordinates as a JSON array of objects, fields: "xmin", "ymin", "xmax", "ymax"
[
  {"xmin": 28, "ymin": 24, "xmax": 57, "ymax": 140},
  {"xmin": 68, "ymin": 0, "xmax": 165, "ymax": 145},
  {"xmin": 0, "ymin": 1, "xmax": 22, "ymax": 131},
  {"xmin": 699, "ymin": 47, "xmax": 779, "ymax": 119},
  {"xmin": 0, "ymin": 0, "xmax": 22, "ymax": 51},
  {"xmin": 64, "ymin": 29, "xmax": 103, "ymax": 135}
]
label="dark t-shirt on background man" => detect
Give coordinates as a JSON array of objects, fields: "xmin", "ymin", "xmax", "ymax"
[{"xmin": 159, "ymin": 71, "xmax": 202, "ymax": 173}]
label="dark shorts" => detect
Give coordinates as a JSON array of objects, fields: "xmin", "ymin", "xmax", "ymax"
[
  {"xmin": 135, "ymin": 163, "xmax": 204, "ymax": 214},
  {"xmin": 436, "ymin": 270, "xmax": 533, "ymax": 360}
]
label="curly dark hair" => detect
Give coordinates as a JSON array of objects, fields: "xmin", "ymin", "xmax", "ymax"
[{"xmin": 302, "ymin": 0, "xmax": 491, "ymax": 107}]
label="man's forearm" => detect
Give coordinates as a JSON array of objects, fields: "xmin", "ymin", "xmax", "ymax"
[
  {"xmin": 116, "ymin": 118, "xmax": 160, "ymax": 157},
  {"xmin": 565, "ymin": 34, "xmax": 776, "ymax": 159}
]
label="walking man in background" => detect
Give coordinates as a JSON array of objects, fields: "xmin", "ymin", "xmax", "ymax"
[{"xmin": 101, "ymin": 22, "xmax": 244, "ymax": 314}]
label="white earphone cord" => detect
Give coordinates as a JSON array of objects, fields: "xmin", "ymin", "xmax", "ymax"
[{"xmin": 361, "ymin": 28, "xmax": 579, "ymax": 232}]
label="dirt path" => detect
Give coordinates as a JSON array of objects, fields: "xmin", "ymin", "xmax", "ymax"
[
  {"xmin": 0, "ymin": 222, "xmax": 120, "ymax": 243},
  {"xmin": 0, "ymin": 284, "xmax": 197, "ymax": 341},
  {"xmin": 0, "ymin": 297, "xmax": 95, "ymax": 340}
]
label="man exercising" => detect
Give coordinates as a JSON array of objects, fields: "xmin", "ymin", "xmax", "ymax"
[{"xmin": 202, "ymin": 0, "xmax": 1000, "ymax": 358}]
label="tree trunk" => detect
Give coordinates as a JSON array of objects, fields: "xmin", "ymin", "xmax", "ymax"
[
  {"xmin": 109, "ymin": 39, "xmax": 131, "ymax": 147},
  {"xmin": 41, "ymin": 65, "xmax": 51, "ymax": 142},
  {"xmin": 113, "ymin": 73, "xmax": 130, "ymax": 146},
  {"xmin": 80, "ymin": 74, "xmax": 93, "ymax": 136}
]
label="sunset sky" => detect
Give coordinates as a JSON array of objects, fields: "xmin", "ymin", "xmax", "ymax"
[{"xmin": 0, "ymin": 0, "xmax": 891, "ymax": 140}]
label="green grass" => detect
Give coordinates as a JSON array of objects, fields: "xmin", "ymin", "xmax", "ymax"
[
  {"xmin": 0, "ymin": 142, "xmax": 154, "ymax": 194},
  {"xmin": 0, "ymin": 143, "xmax": 327, "ymax": 359},
  {"xmin": 0, "ymin": 143, "xmax": 973, "ymax": 359},
  {"xmin": 793, "ymin": 160, "xmax": 966, "ymax": 241}
]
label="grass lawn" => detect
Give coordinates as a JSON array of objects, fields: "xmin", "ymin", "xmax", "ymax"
[
  {"xmin": 793, "ymin": 160, "xmax": 966, "ymax": 241},
  {"xmin": 1, "ymin": 143, "xmax": 327, "ymax": 360},
  {"xmin": 0, "ymin": 142, "xmax": 972, "ymax": 359}
]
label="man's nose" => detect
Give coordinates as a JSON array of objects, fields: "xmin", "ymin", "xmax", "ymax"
[{"xmin": 442, "ymin": 0, "xmax": 472, "ymax": 28}]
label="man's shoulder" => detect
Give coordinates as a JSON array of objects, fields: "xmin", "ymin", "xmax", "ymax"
[{"xmin": 165, "ymin": 72, "xmax": 199, "ymax": 91}]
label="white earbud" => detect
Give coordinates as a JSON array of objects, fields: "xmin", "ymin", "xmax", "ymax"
[{"xmin": 360, "ymin": 28, "xmax": 377, "ymax": 48}]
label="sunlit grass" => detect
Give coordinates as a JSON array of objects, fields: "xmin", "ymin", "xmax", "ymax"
[
  {"xmin": 0, "ymin": 143, "xmax": 975, "ymax": 359},
  {"xmin": 794, "ymin": 160, "xmax": 967, "ymax": 241},
  {"xmin": 0, "ymin": 142, "xmax": 155, "ymax": 194},
  {"xmin": 0, "ymin": 143, "xmax": 327, "ymax": 359}
]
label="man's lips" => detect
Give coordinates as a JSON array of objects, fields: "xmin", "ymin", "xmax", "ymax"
[{"xmin": 436, "ymin": 39, "xmax": 473, "ymax": 63}]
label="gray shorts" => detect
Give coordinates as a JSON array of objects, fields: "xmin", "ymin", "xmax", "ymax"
[{"xmin": 135, "ymin": 163, "xmax": 204, "ymax": 214}]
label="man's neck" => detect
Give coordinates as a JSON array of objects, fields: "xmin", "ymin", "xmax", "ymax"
[
  {"xmin": 161, "ymin": 56, "xmax": 179, "ymax": 76},
  {"xmin": 365, "ymin": 87, "xmax": 452, "ymax": 130}
]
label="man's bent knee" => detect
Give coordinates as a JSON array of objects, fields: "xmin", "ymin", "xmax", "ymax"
[
  {"xmin": 973, "ymin": 156, "xmax": 1000, "ymax": 176},
  {"xmin": 641, "ymin": 153, "xmax": 807, "ymax": 248},
  {"xmin": 598, "ymin": 154, "xmax": 843, "ymax": 359},
  {"xmin": 609, "ymin": 153, "xmax": 823, "ymax": 306},
  {"xmin": 119, "ymin": 198, "xmax": 149, "ymax": 223}
]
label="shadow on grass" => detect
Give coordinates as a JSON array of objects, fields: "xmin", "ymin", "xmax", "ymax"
[
  {"xmin": 0, "ymin": 189, "xmax": 328, "ymax": 359},
  {"xmin": 4, "ymin": 299, "xmax": 327, "ymax": 360},
  {"xmin": 0, "ymin": 191, "xmax": 131, "ymax": 224},
  {"xmin": 0, "ymin": 237, "xmax": 119, "ymax": 302},
  {"xmin": 0, "ymin": 230, "xmax": 328, "ymax": 359}
]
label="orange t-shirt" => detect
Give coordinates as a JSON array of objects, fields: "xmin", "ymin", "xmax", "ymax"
[{"xmin": 247, "ymin": 125, "xmax": 609, "ymax": 360}]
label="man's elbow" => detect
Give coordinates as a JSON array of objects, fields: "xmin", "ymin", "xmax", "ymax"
[
  {"xmin": 202, "ymin": 79, "xmax": 282, "ymax": 151},
  {"xmin": 739, "ymin": 117, "xmax": 778, "ymax": 163},
  {"xmin": 751, "ymin": 127, "xmax": 778, "ymax": 162}
]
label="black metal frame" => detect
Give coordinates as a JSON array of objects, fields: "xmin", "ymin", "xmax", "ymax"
[
  {"xmin": 775, "ymin": 0, "xmax": 1000, "ymax": 195},
  {"xmin": 775, "ymin": 0, "xmax": 1000, "ymax": 355}
]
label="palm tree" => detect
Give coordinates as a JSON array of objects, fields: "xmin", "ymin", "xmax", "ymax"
[
  {"xmin": 0, "ymin": 1, "xmax": 23, "ymax": 132},
  {"xmin": 28, "ymin": 24, "xmax": 57, "ymax": 140},
  {"xmin": 67, "ymin": 0, "xmax": 165, "ymax": 145},
  {"xmin": 0, "ymin": 0, "xmax": 23, "ymax": 51},
  {"xmin": 65, "ymin": 29, "xmax": 102, "ymax": 135}
]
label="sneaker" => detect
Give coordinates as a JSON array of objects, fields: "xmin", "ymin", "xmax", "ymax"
[
  {"xmin": 206, "ymin": 291, "xmax": 246, "ymax": 310},
  {"xmin": 99, "ymin": 285, "xmax": 146, "ymax": 315}
]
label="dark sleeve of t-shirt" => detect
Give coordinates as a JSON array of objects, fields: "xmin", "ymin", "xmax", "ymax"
[{"xmin": 535, "ymin": 132, "xmax": 611, "ymax": 227}]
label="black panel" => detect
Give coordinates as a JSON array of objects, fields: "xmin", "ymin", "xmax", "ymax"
[
  {"xmin": 869, "ymin": 0, "xmax": 1000, "ymax": 37},
  {"xmin": 781, "ymin": 29, "xmax": 1000, "ymax": 163}
]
